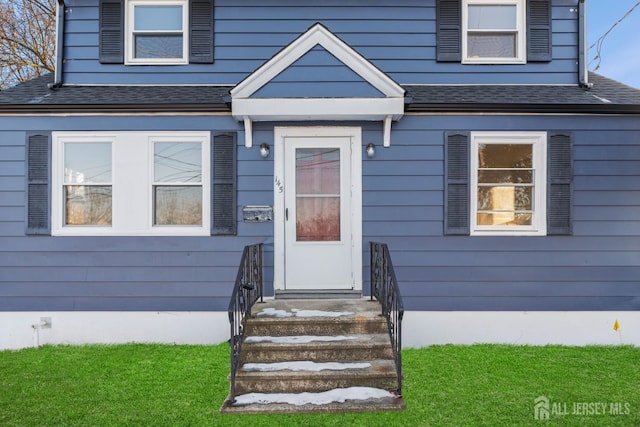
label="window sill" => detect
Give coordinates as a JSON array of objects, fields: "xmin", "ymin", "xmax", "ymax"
[
  {"xmin": 462, "ymin": 58, "xmax": 527, "ymax": 65},
  {"xmin": 470, "ymin": 229, "xmax": 547, "ymax": 237},
  {"xmin": 52, "ymin": 227, "xmax": 211, "ymax": 237}
]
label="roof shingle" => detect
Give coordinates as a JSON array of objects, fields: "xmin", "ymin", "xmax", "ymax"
[{"xmin": 1, "ymin": 72, "xmax": 638, "ymax": 114}]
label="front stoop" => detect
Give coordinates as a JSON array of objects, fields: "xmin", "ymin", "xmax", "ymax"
[{"xmin": 220, "ymin": 298, "xmax": 405, "ymax": 414}]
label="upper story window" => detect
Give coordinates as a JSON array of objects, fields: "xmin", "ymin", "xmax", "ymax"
[
  {"xmin": 126, "ymin": 0, "xmax": 188, "ymax": 64},
  {"xmin": 462, "ymin": 0, "xmax": 526, "ymax": 64},
  {"xmin": 470, "ymin": 132, "xmax": 546, "ymax": 235},
  {"xmin": 436, "ymin": 0, "xmax": 551, "ymax": 63},
  {"xmin": 99, "ymin": 0, "xmax": 214, "ymax": 65}
]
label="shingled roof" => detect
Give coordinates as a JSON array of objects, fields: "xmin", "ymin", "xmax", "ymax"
[
  {"xmin": 1, "ymin": 73, "xmax": 639, "ymax": 114},
  {"xmin": 0, "ymin": 74, "xmax": 232, "ymax": 113},
  {"xmin": 404, "ymin": 74, "xmax": 640, "ymax": 114}
]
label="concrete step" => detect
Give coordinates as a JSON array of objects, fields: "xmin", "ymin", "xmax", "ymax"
[
  {"xmin": 240, "ymin": 333, "xmax": 393, "ymax": 363},
  {"xmin": 221, "ymin": 298, "xmax": 405, "ymax": 414},
  {"xmin": 247, "ymin": 299, "xmax": 388, "ymax": 336},
  {"xmin": 234, "ymin": 359, "xmax": 399, "ymax": 394},
  {"xmin": 221, "ymin": 392, "xmax": 405, "ymax": 414}
]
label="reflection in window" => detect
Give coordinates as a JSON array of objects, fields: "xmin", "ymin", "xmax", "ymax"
[
  {"xmin": 295, "ymin": 148, "xmax": 341, "ymax": 241},
  {"xmin": 63, "ymin": 143, "xmax": 112, "ymax": 225},
  {"xmin": 153, "ymin": 142, "xmax": 202, "ymax": 226}
]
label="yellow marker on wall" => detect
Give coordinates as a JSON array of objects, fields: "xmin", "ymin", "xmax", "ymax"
[{"xmin": 613, "ymin": 319, "xmax": 620, "ymax": 331}]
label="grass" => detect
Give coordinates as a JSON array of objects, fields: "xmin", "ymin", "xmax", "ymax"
[{"xmin": 1, "ymin": 344, "xmax": 638, "ymax": 426}]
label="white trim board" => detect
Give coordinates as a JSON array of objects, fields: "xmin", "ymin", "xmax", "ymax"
[
  {"xmin": 231, "ymin": 23, "xmax": 404, "ymax": 100},
  {"xmin": 230, "ymin": 23, "xmax": 405, "ymax": 149}
]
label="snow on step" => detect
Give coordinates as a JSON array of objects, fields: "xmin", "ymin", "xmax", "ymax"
[
  {"xmin": 233, "ymin": 386, "xmax": 395, "ymax": 406},
  {"xmin": 244, "ymin": 335, "xmax": 358, "ymax": 344},
  {"xmin": 256, "ymin": 307, "xmax": 355, "ymax": 318},
  {"xmin": 242, "ymin": 361, "xmax": 371, "ymax": 372}
]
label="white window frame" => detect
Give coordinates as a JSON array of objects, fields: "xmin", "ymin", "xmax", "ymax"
[
  {"xmin": 52, "ymin": 131, "xmax": 210, "ymax": 236},
  {"xmin": 125, "ymin": 0, "xmax": 189, "ymax": 65},
  {"xmin": 470, "ymin": 132, "xmax": 547, "ymax": 236},
  {"xmin": 462, "ymin": 0, "xmax": 526, "ymax": 64}
]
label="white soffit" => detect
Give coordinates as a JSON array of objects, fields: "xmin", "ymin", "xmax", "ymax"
[{"xmin": 231, "ymin": 23, "xmax": 406, "ymax": 124}]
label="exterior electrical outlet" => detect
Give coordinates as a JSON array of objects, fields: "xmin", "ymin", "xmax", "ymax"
[{"xmin": 40, "ymin": 317, "xmax": 51, "ymax": 328}]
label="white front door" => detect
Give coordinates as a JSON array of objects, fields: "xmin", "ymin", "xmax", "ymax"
[{"xmin": 274, "ymin": 127, "xmax": 362, "ymax": 291}]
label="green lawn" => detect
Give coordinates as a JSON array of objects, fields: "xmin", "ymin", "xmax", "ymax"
[{"xmin": 1, "ymin": 344, "xmax": 638, "ymax": 426}]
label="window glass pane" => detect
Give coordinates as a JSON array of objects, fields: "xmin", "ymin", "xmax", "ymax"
[
  {"xmin": 476, "ymin": 142, "xmax": 535, "ymax": 228},
  {"xmin": 468, "ymin": 5, "xmax": 516, "ymax": 30},
  {"xmin": 296, "ymin": 148, "xmax": 340, "ymax": 195},
  {"xmin": 154, "ymin": 142, "xmax": 201, "ymax": 183},
  {"xmin": 135, "ymin": 35, "xmax": 183, "ymax": 59},
  {"xmin": 477, "ymin": 212, "xmax": 531, "ymax": 226},
  {"xmin": 296, "ymin": 147, "xmax": 341, "ymax": 241},
  {"xmin": 468, "ymin": 34, "xmax": 516, "ymax": 58},
  {"xmin": 154, "ymin": 186, "xmax": 202, "ymax": 225},
  {"xmin": 296, "ymin": 197, "xmax": 340, "ymax": 241},
  {"xmin": 478, "ymin": 144, "xmax": 532, "ymax": 168},
  {"xmin": 478, "ymin": 186, "xmax": 533, "ymax": 211},
  {"xmin": 134, "ymin": 5, "xmax": 183, "ymax": 31},
  {"xmin": 478, "ymin": 170, "xmax": 532, "ymax": 184},
  {"xmin": 64, "ymin": 186, "xmax": 112, "ymax": 225},
  {"xmin": 64, "ymin": 143, "xmax": 111, "ymax": 184}
]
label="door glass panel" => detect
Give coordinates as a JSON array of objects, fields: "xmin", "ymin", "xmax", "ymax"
[{"xmin": 295, "ymin": 148, "xmax": 340, "ymax": 241}]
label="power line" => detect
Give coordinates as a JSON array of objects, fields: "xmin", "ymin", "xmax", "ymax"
[{"xmin": 589, "ymin": 1, "xmax": 640, "ymax": 71}]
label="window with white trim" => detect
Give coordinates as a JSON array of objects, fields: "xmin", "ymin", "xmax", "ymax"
[
  {"xmin": 462, "ymin": 0, "xmax": 526, "ymax": 64},
  {"xmin": 52, "ymin": 132, "xmax": 210, "ymax": 236},
  {"xmin": 470, "ymin": 132, "xmax": 546, "ymax": 235},
  {"xmin": 126, "ymin": 0, "xmax": 188, "ymax": 64}
]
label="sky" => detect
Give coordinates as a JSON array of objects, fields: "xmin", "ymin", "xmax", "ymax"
[{"xmin": 588, "ymin": 1, "xmax": 640, "ymax": 88}]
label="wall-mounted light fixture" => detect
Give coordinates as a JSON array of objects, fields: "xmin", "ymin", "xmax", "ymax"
[
  {"xmin": 366, "ymin": 143, "xmax": 376, "ymax": 158},
  {"xmin": 259, "ymin": 142, "xmax": 270, "ymax": 158}
]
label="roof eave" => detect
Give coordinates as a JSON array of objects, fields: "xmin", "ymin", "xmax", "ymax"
[
  {"xmin": 406, "ymin": 103, "xmax": 640, "ymax": 114},
  {"xmin": 0, "ymin": 103, "xmax": 231, "ymax": 114}
]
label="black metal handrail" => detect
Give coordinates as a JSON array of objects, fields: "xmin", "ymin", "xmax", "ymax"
[
  {"xmin": 370, "ymin": 241, "xmax": 404, "ymax": 397},
  {"xmin": 227, "ymin": 243, "xmax": 263, "ymax": 401}
]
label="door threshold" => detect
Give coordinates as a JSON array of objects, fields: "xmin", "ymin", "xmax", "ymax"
[{"xmin": 275, "ymin": 290, "xmax": 362, "ymax": 300}]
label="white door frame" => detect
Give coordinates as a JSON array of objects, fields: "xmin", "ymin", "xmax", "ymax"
[{"xmin": 273, "ymin": 126, "xmax": 362, "ymax": 291}]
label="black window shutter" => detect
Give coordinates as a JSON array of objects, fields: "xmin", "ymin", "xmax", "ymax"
[
  {"xmin": 444, "ymin": 132, "xmax": 470, "ymax": 235},
  {"xmin": 99, "ymin": 0, "xmax": 124, "ymax": 64},
  {"xmin": 26, "ymin": 132, "xmax": 51, "ymax": 235},
  {"xmin": 527, "ymin": 0, "xmax": 552, "ymax": 62},
  {"xmin": 212, "ymin": 133, "xmax": 236, "ymax": 235},
  {"xmin": 190, "ymin": 0, "xmax": 215, "ymax": 64},
  {"xmin": 436, "ymin": 0, "xmax": 462, "ymax": 62},
  {"xmin": 547, "ymin": 132, "xmax": 572, "ymax": 235}
]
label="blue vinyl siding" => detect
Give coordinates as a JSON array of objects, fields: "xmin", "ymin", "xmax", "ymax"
[
  {"xmin": 1, "ymin": 113, "xmax": 639, "ymax": 311},
  {"xmin": 361, "ymin": 114, "xmax": 640, "ymax": 311},
  {"xmin": 252, "ymin": 47, "xmax": 384, "ymax": 98},
  {"xmin": 0, "ymin": 115, "xmax": 273, "ymax": 311},
  {"xmin": 62, "ymin": 0, "xmax": 578, "ymax": 85}
]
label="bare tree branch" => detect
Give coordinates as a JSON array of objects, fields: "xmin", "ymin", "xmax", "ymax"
[{"xmin": 0, "ymin": 0, "xmax": 56, "ymax": 89}]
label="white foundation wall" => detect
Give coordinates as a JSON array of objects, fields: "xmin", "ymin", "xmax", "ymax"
[
  {"xmin": 0, "ymin": 312, "xmax": 230, "ymax": 350},
  {"xmin": 2, "ymin": 311, "xmax": 639, "ymax": 350},
  {"xmin": 403, "ymin": 311, "xmax": 640, "ymax": 347}
]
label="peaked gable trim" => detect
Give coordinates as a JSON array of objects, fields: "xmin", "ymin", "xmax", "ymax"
[
  {"xmin": 231, "ymin": 23, "xmax": 405, "ymax": 99},
  {"xmin": 231, "ymin": 23, "xmax": 405, "ymax": 147}
]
